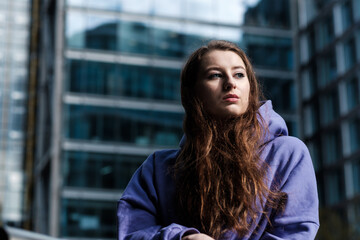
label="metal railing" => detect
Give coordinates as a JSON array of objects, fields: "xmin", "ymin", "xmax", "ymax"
[{"xmin": 5, "ymin": 226, "xmax": 62, "ymax": 240}]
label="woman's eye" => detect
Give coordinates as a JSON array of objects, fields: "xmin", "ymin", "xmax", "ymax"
[
  {"xmin": 235, "ymin": 73, "xmax": 244, "ymax": 78},
  {"xmin": 209, "ymin": 73, "xmax": 222, "ymax": 79}
]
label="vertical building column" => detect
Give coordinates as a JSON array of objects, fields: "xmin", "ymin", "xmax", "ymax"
[{"xmin": 50, "ymin": 0, "xmax": 64, "ymax": 237}]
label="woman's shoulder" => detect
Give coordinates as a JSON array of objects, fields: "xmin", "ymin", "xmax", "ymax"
[
  {"xmin": 268, "ymin": 135, "xmax": 309, "ymax": 155},
  {"xmin": 263, "ymin": 136, "xmax": 314, "ymax": 178},
  {"xmin": 144, "ymin": 148, "xmax": 180, "ymax": 168},
  {"xmin": 137, "ymin": 148, "xmax": 180, "ymax": 180}
]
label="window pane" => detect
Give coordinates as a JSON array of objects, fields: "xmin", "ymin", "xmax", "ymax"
[
  {"xmin": 87, "ymin": 0, "xmax": 120, "ymax": 11},
  {"xmin": 63, "ymin": 151, "xmax": 144, "ymax": 190},
  {"xmin": 353, "ymin": 159, "xmax": 360, "ymax": 194},
  {"xmin": 243, "ymin": 35, "xmax": 293, "ymax": 70},
  {"xmin": 320, "ymin": 88, "xmax": 339, "ymax": 126},
  {"xmin": 324, "ymin": 169, "xmax": 344, "ymax": 205},
  {"xmin": 65, "ymin": 105, "xmax": 183, "ymax": 146},
  {"xmin": 184, "ymin": 23, "xmax": 216, "ymax": 55},
  {"xmin": 241, "ymin": 0, "xmax": 290, "ymax": 29},
  {"xmin": 349, "ymin": 116, "xmax": 360, "ymax": 154},
  {"xmin": 185, "ymin": 0, "xmax": 215, "ymax": 22},
  {"xmin": 118, "ymin": 20, "xmax": 151, "ymax": 55},
  {"xmin": 65, "ymin": 12, "xmax": 86, "ymax": 49},
  {"xmin": 316, "ymin": 12, "xmax": 334, "ymax": 50},
  {"xmin": 152, "ymin": 20, "xmax": 185, "ymax": 58},
  {"xmin": 344, "ymin": 36, "xmax": 356, "ymax": 71},
  {"xmin": 301, "ymin": 64, "xmax": 318, "ymax": 99},
  {"xmin": 322, "ymin": 128, "xmax": 342, "ymax": 166},
  {"xmin": 66, "ymin": 59, "xmax": 181, "ymax": 101},
  {"xmin": 153, "ymin": 0, "xmax": 183, "ymax": 18},
  {"xmin": 346, "ymin": 76, "xmax": 359, "ymax": 111},
  {"xmin": 259, "ymin": 77, "xmax": 296, "ymax": 113},
  {"xmin": 121, "ymin": 0, "xmax": 152, "ymax": 14},
  {"xmin": 216, "ymin": 27, "xmax": 243, "ymax": 47},
  {"xmin": 318, "ymin": 50, "xmax": 337, "ymax": 87},
  {"xmin": 342, "ymin": 0, "xmax": 353, "ymax": 31},
  {"xmin": 303, "ymin": 103, "xmax": 319, "ymax": 137},
  {"xmin": 61, "ymin": 199, "xmax": 116, "ymax": 238},
  {"xmin": 85, "ymin": 15, "xmax": 117, "ymax": 51}
]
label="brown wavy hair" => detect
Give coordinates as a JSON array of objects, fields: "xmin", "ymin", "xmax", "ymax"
[{"xmin": 174, "ymin": 40, "xmax": 283, "ymax": 238}]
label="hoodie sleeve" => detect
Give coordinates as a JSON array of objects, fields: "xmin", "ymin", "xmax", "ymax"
[
  {"xmin": 260, "ymin": 137, "xmax": 320, "ymax": 240},
  {"xmin": 117, "ymin": 153, "xmax": 199, "ymax": 240}
]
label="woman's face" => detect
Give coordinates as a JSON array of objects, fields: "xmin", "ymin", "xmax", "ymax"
[{"xmin": 196, "ymin": 50, "xmax": 250, "ymax": 118}]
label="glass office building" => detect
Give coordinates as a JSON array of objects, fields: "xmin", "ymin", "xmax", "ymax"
[
  {"xmin": 34, "ymin": 0, "xmax": 296, "ymax": 238},
  {"xmin": 0, "ymin": 0, "xmax": 31, "ymax": 226},
  {"xmin": 297, "ymin": 0, "xmax": 360, "ymax": 237}
]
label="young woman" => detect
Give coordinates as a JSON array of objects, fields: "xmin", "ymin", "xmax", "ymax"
[{"xmin": 117, "ymin": 40, "xmax": 319, "ymax": 240}]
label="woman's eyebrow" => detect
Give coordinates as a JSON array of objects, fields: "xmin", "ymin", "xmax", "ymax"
[
  {"xmin": 203, "ymin": 65, "xmax": 246, "ymax": 73},
  {"xmin": 232, "ymin": 66, "xmax": 246, "ymax": 70}
]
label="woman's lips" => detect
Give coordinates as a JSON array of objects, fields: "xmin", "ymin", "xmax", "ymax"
[{"xmin": 223, "ymin": 94, "xmax": 239, "ymax": 102}]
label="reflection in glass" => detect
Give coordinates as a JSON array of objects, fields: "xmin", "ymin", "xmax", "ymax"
[
  {"xmin": 65, "ymin": 105, "xmax": 183, "ymax": 146},
  {"xmin": 86, "ymin": 15, "xmax": 117, "ymax": 51},
  {"xmin": 118, "ymin": 20, "xmax": 150, "ymax": 55},
  {"xmin": 152, "ymin": 20, "xmax": 185, "ymax": 58},
  {"xmin": 63, "ymin": 151, "xmax": 144, "ymax": 190},
  {"xmin": 184, "ymin": 23, "xmax": 216, "ymax": 55},
  {"xmin": 66, "ymin": 12, "xmax": 86, "ymax": 48},
  {"xmin": 66, "ymin": 59, "xmax": 181, "ymax": 101},
  {"xmin": 66, "ymin": 12, "xmax": 117, "ymax": 51},
  {"xmin": 61, "ymin": 199, "xmax": 116, "ymax": 238},
  {"xmin": 243, "ymin": 34, "xmax": 293, "ymax": 70},
  {"xmin": 242, "ymin": 0, "xmax": 290, "ymax": 29}
]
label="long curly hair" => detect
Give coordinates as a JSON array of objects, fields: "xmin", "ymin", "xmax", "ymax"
[{"xmin": 174, "ymin": 40, "xmax": 283, "ymax": 238}]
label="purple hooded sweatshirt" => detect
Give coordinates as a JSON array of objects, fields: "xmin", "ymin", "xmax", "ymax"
[{"xmin": 117, "ymin": 101, "xmax": 319, "ymax": 240}]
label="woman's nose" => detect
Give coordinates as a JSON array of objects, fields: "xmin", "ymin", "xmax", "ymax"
[{"xmin": 223, "ymin": 76, "xmax": 236, "ymax": 90}]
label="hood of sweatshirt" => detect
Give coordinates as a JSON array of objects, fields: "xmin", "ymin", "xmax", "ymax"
[{"xmin": 179, "ymin": 100, "xmax": 288, "ymax": 148}]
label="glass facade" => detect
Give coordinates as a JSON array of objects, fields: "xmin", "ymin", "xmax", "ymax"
[
  {"xmin": 65, "ymin": 105, "xmax": 183, "ymax": 146},
  {"xmin": 63, "ymin": 151, "xmax": 144, "ymax": 190},
  {"xmin": 66, "ymin": 59, "xmax": 181, "ymax": 100},
  {"xmin": 61, "ymin": 199, "xmax": 116, "ymax": 238},
  {"xmin": 0, "ymin": 0, "xmax": 30, "ymax": 225},
  {"xmin": 297, "ymin": 0, "xmax": 360, "ymax": 237}
]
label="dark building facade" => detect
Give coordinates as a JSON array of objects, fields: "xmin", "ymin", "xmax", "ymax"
[
  {"xmin": 296, "ymin": 0, "xmax": 360, "ymax": 238},
  {"xmin": 33, "ymin": 0, "xmax": 296, "ymax": 238}
]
